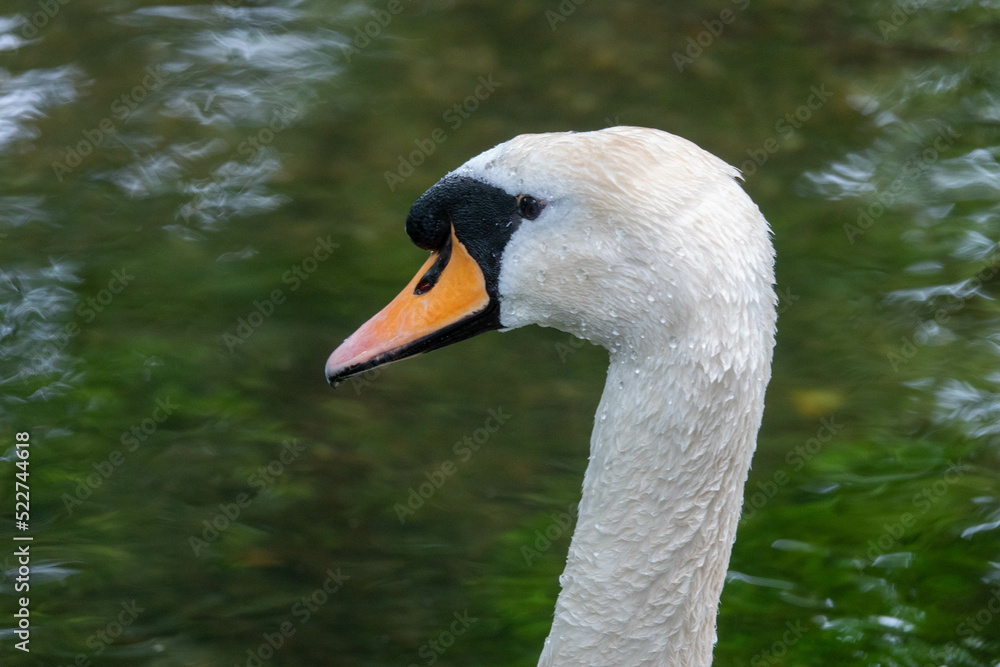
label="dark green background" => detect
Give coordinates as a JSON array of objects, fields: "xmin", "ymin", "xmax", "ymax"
[{"xmin": 1, "ymin": 1, "xmax": 999, "ymax": 665}]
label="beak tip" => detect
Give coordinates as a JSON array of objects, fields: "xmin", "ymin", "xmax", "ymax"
[{"xmin": 325, "ymin": 345, "xmax": 353, "ymax": 386}]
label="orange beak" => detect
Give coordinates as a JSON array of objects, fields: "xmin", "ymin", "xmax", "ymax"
[{"xmin": 325, "ymin": 228, "xmax": 499, "ymax": 384}]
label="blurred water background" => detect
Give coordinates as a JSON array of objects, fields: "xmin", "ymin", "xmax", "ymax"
[{"xmin": 1, "ymin": 1, "xmax": 999, "ymax": 665}]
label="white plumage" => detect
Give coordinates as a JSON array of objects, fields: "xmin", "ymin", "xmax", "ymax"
[
  {"xmin": 452, "ymin": 127, "xmax": 777, "ymax": 666},
  {"xmin": 327, "ymin": 126, "xmax": 776, "ymax": 666}
]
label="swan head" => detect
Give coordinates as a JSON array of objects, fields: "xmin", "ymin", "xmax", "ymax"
[{"xmin": 326, "ymin": 126, "xmax": 774, "ymax": 383}]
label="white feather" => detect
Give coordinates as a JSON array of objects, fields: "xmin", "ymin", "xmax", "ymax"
[{"xmin": 452, "ymin": 127, "xmax": 777, "ymax": 666}]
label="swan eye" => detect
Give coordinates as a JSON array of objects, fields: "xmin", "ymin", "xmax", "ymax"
[{"xmin": 517, "ymin": 194, "xmax": 544, "ymax": 220}]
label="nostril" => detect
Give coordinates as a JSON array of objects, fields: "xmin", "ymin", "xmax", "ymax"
[{"xmin": 412, "ymin": 235, "xmax": 453, "ymax": 296}]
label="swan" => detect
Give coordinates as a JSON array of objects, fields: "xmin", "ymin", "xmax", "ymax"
[{"xmin": 325, "ymin": 126, "xmax": 776, "ymax": 667}]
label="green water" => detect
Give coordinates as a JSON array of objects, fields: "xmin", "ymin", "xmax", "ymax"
[{"xmin": 1, "ymin": 1, "xmax": 999, "ymax": 665}]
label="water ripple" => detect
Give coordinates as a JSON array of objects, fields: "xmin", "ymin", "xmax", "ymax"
[
  {"xmin": 0, "ymin": 65, "xmax": 82, "ymax": 152},
  {"xmin": 99, "ymin": 3, "xmax": 349, "ymax": 227},
  {"xmin": 0, "ymin": 262, "xmax": 81, "ymax": 406}
]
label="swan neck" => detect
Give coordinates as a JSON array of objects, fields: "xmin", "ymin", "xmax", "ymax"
[{"xmin": 539, "ymin": 345, "xmax": 767, "ymax": 667}]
